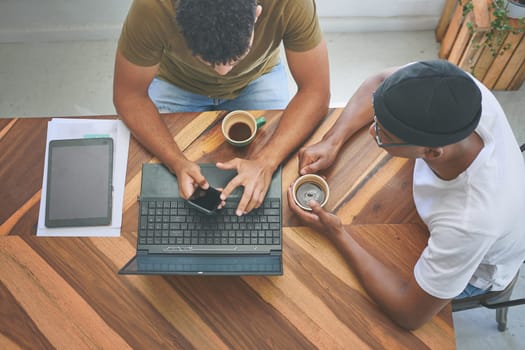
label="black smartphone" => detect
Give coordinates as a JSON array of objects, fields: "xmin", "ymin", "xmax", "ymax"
[{"xmin": 187, "ymin": 187, "xmax": 222, "ymax": 214}]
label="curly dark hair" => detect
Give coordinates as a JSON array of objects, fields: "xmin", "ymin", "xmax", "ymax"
[{"xmin": 176, "ymin": 0, "xmax": 257, "ymax": 66}]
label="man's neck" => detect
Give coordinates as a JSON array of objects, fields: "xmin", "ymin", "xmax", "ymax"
[{"xmin": 426, "ymin": 132, "xmax": 484, "ymax": 181}]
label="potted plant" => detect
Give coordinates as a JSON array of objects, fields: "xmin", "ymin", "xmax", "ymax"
[
  {"xmin": 462, "ymin": 0, "xmax": 525, "ymax": 57},
  {"xmin": 507, "ymin": 0, "xmax": 525, "ymax": 18}
]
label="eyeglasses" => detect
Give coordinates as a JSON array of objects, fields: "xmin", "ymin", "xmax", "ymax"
[{"xmin": 373, "ymin": 117, "xmax": 415, "ymax": 148}]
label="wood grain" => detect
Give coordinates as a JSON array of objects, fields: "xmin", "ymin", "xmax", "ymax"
[
  {"xmin": 493, "ymin": 34, "xmax": 525, "ymax": 90},
  {"xmin": 439, "ymin": 2, "xmax": 463, "ymax": 59},
  {"xmin": 509, "ymin": 59, "xmax": 525, "ymax": 90},
  {"xmin": 435, "ymin": 0, "xmax": 457, "ymax": 42},
  {"xmin": 0, "ymin": 111, "xmax": 455, "ymax": 349},
  {"xmin": 448, "ymin": 12, "xmax": 474, "ymax": 65}
]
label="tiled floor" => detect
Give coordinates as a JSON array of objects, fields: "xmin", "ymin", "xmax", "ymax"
[{"xmin": 1, "ymin": 31, "xmax": 524, "ymax": 349}]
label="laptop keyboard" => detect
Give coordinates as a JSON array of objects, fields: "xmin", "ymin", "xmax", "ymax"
[{"xmin": 138, "ymin": 198, "xmax": 281, "ymax": 246}]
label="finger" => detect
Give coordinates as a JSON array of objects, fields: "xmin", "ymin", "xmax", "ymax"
[
  {"xmin": 235, "ymin": 191, "xmax": 251, "ymax": 216},
  {"xmin": 299, "ymin": 164, "xmax": 314, "ymax": 175},
  {"xmin": 244, "ymin": 186, "xmax": 265, "ymax": 213},
  {"xmin": 297, "ymin": 148, "xmax": 307, "ymax": 163},
  {"xmin": 309, "ymin": 200, "xmax": 327, "ymax": 218},
  {"xmin": 298, "ymin": 151, "xmax": 312, "ymax": 173},
  {"xmin": 287, "ymin": 186, "xmax": 301, "ymax": 212},
  {"xmin": 180, "ymin": 181, "xmax": 196, "ymax": 199},
  {"xmin": 235, "ymin": 180, "xmax": 257, "ymax": 216},
  {"xmin": 300, "ymin": 160, "xmax": 322, "ymax": 175},
  {"xmin": 216, "ymin": 159, "xmax": 237, "ymax": 171},
  {"xmin": 217, "ymin": 199, "xmax": 227, "ymax": 209},
  {"xmin": 287, "ymin": 186, "xmax": 316, "ymax": 219},
  {"xmin": 192, "ymin": 171, "xmax": 209, "ymax": 190},
  {"xmin": 254, "ymin": 187, "xmax": 266, "ymax": 209},
  {"xmin": 220, "ymin": 176, "xmax": 242, "ymax": 200}
]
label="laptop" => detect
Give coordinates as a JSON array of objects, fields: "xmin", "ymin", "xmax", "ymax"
[{"xmin": 119, "ymin": 163, "xmax": 283, "ymax": 275}]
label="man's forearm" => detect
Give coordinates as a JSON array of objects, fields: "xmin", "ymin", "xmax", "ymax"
[
  {"xmin": 336, "ymin": 232, "xmax": 408, "ymax": 308},
  {"xmin": 115, "ymin": 95, "xmax": 186, "ymax": 172},
  {"xmin": 254, "ymin": 89, "xmax": 329, "ymax": 169},
  {"xmin": 320, "ymin": 68, "xmax": 400, "ymax": 150},
  {"xmin": 332, "ymin": 230, "xmax": 433, "ymax": 330}
]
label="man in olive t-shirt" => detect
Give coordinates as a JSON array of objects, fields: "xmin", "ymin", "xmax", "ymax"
[{"xmin": 113, "ymin": 0, "xmax": 330, "ymax": 215}]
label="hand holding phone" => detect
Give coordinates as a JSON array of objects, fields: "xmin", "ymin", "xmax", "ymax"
[{"xmin": 187, "ymin": 187, "xmax": 222, "ymax": 214}]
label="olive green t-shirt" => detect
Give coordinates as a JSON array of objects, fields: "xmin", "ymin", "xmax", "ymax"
[{"xmin": 118, "ymin": 0, "xmax": 323, "ymax": 99}]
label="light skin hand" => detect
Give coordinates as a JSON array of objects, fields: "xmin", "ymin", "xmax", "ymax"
[
  {"xmin": 217, "ymin": 158, "xmax": 274, "ymax": 216},
  {"xmin": 215, "ymin": 187, "xmax": 227, "ymax": 209},
  {"xmin": 174, "ymin": 159, "xmax": 210, "ymax": 199}
]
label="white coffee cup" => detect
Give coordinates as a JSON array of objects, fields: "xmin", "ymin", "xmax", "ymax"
[
  {"xmin": 292, "ymin": 174, "xmax": 330, "ymax": 211},
  {"xmin": 221, "ymin": 110, "xmax": 266, "ymax": 147}
]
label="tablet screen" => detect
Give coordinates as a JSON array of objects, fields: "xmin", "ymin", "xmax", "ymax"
[{"xmin": 45, "ymin": 138, "xmax": 113, "ymax": 227}]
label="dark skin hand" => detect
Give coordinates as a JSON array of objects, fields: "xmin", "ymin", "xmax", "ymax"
[
  {"xmin": 297, "ymin": 139, "xmax": 341, "ymax": 175},
  {"xmin": 297, "ymin": 67, "xmax": 399, "ymax": 176},
  {"xmin": 287, "ymin": 185, "xmax": 450, "ymax": 330}
]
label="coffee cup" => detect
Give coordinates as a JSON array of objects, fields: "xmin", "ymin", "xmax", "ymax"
[
  {"xmin": 222, "ymin": 110, "xmax": 266, "ymax": 147},
  {"xmin": 292, "ymin": 174, "xmax": 330, "ymax": 211}
]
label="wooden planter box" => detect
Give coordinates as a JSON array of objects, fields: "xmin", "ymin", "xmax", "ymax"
[{"xmin": 436, "ymin": 0, "xmax": 525, "ymax": 90}]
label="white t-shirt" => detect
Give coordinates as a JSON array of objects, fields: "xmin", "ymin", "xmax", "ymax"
[{"xmin": 413, "ymin": 78, "xmax": 525, "ymax": 299}]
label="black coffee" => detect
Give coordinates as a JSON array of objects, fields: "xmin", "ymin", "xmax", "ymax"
[{"xmin": 228, "ymin": 122, "xmax": 252, "ymax": 142}]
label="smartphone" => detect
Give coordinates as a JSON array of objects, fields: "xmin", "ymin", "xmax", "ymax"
[{"xmin": 187, "ymin": 187, "xmax": 222, "ymax": 214}]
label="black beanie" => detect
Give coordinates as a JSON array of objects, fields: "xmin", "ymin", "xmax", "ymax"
[{"xmin": 373, "ymin": 60, "xmax": 482, "ymax": 147}]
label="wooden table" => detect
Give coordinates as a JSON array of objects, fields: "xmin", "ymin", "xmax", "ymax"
[{"xmin": 0, "ymin": 110, "xmax": 455, "ymax": 349}]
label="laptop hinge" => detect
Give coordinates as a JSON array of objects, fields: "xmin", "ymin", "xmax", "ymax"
[{"xmin": 137, "ymin": 250, "xmax": 149, "ymax": 256}]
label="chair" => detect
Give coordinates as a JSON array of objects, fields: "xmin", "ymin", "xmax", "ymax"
[
  {"xmin": 452, "ymin": 270, "xmax": 524, "ymax": 331},
  {"xmin": 452, "ymin": 143, "xmax": 525, "ymax": 331}
]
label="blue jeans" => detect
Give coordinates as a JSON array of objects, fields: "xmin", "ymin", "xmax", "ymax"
[
  {"xmin": 148, "ymin": 61, "xmax": 290, "ymax": 112},
  {"xmin": 455, "ymin": 283, "xmax": 490, "ymax": 299}
]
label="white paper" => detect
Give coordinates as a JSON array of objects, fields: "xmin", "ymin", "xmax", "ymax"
[{"xmin": 37, "ymin": 118, "xmax": 131, "ymax": 237}]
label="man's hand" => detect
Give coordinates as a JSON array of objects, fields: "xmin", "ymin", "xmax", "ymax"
[
  {"xmin": 288, "ymin": 183, "xmax": 449, "ymax": 330},
  {"xmin": 172, "ymin": 159, "xmax": 209, "ymax": 199},
  {"xmin": 287, "ymin": 185, "xmax": 344, "ymax": 241},
  {"xmin": 217, "ymin": 158, "xmax": 275, "ymax": 216},
  {"xmin": 297, "ymin": 140, "xmax": 339, "ymax": 175}
]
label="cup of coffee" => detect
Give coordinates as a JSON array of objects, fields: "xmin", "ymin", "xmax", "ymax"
[
  {"xmin": 222, "ymin": 110, "xmax": 266, "ymax": 147},
  {"xmin": 292, "ymin": 174, "xmax": 330, "ymax": 211}
]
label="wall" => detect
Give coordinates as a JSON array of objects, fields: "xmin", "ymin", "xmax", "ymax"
[
  {"xmin": 317, "ymin": 0, "xmax": 446, "ymax": 32},
  {"xmin": 0, "ymin": 0, "xmax": 446, "ymax": 43},
  {"xmin": 0, "ymin": 0, "xmax": 131, "ymax": 42}
]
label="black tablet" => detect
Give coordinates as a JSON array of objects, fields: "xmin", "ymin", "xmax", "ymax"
[{"xmin": 45, "ymin": 138, "xmax": 114, "ymax": 227}]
